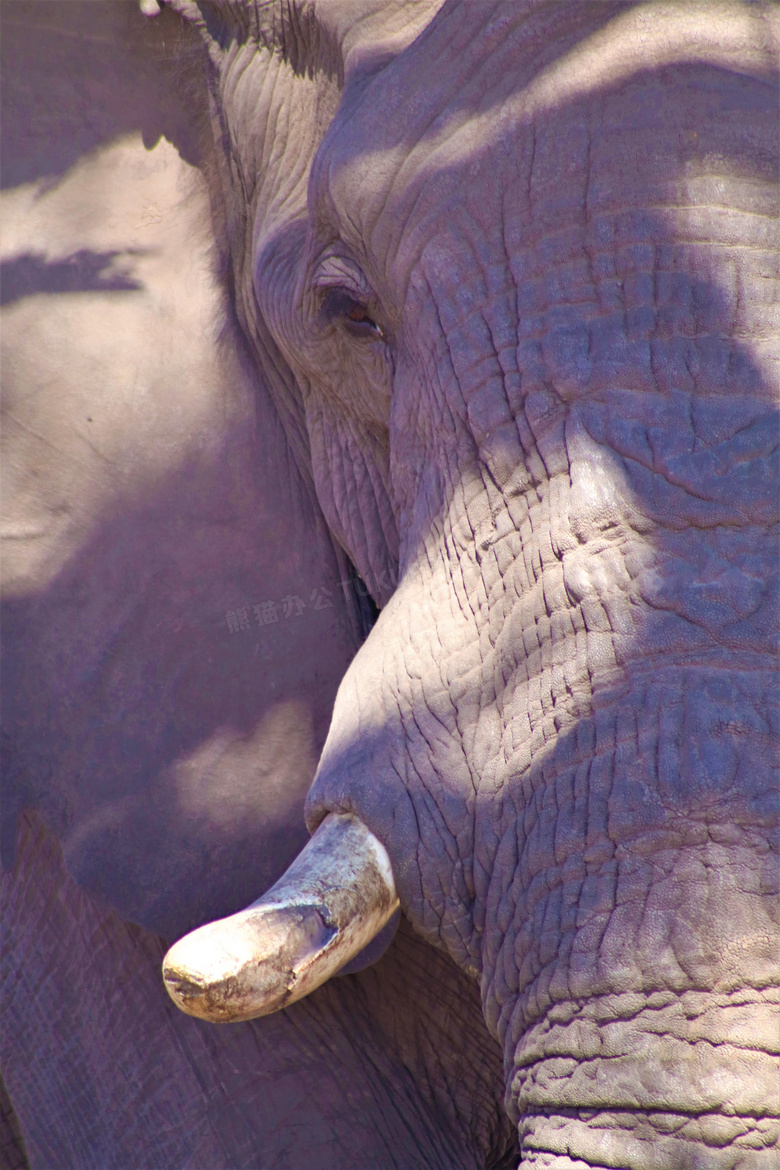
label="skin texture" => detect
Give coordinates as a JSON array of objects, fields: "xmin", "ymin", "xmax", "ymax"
[
  {"xmin": 0, "ymin": 3, "xmax": 515, "ymax": 1167},
  {"xmin": 2, "ymin": 0, "xmax": 778, "ymax": 1166},
  {"xmin": 163, "ymin": 0, "xmax": 778, "ymax": 1165}
]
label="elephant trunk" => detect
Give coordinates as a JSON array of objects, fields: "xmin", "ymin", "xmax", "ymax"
[
  {"xmin": 499, "ymin": 793, "xmax": 780, "ymax": 1165},
  {"xmin": 304, "ymin": 541, "xmax": 780, "ymax": 1167},
  {"xmin": 162, "ymin": 812, "xmax": 398, "ymax": 1022}
]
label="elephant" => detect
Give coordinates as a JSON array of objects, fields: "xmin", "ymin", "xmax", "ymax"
[
  {"xmin": 2, "ymin": 0, "xmax": 778, "ymax": 1167},
  {"xmin": 0, "ymin": 3, "xmax": 515, "ymax": 1167}
]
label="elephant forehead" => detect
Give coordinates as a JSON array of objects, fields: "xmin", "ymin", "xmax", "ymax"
[{"xmin": 313, "ymin": 0, "xmax": 775, "ymax": 256}]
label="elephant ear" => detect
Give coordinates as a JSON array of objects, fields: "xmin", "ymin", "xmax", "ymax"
[{"xmin": 0, "ymin": 0, "xmax": 368, "ymax": 942}]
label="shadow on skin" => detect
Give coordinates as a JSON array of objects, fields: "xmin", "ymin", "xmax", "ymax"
[
  {"xmin": 0, "ymin": 0, "xmax": 203, "ymax": 191},
  {"xmin": 0, "ymin": 251, "xmax": 144, "ymax": 306},
  {"xmin": 2, "ymin": 810, "xmax": 517, "ymax": 1169},
  {"xmin": 0, "ymin": 6, "xmax": 521, "ymax": 1169},
  {"xmin": 2, "ymin": 1, "xmax": 775, "ymax": 1163},
  {"xmin": 296, "ymin": 15, "xmax": 777, "ymax": 1155},
  {"xmin": 0, "ymin": 0, "xmax": 360, "ymax": 944},
  {"xmin": 0, "ymin": 389, "xmax": 363, "ymax": 941},
  {"xmin": 277, "ymin": 42, "xmax": 777, "ymax": 903}
]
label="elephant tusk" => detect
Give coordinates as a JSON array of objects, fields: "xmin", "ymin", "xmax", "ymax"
[{"xmin": 162, "ymin": 813, "xmax": 398, "ymax": 1023}]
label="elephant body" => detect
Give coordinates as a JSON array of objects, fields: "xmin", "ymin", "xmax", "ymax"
[{"xmin": 2, "ymin": 0, "xmax": 777, "ymax": 1167}]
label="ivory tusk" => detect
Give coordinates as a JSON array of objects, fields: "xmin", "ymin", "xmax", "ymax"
[{"xmin": 162, "ymin": 813, "xmax": 398, "ymax": 1023}]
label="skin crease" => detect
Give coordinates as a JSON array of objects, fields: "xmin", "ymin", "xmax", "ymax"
[{"xmin": 163, "ymin": 0, "xmax": 780, "ymax": 1166}]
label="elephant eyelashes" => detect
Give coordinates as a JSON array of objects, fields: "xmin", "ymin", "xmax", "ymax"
[{"xmin": 320, "ymin": 287, "xmax": 385, "ymax": 341}]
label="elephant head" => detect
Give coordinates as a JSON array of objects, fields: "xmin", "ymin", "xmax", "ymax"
[
  {"xmin": 1, "ymin": 6, "xmax": 518, "ymax": 1166},
  {"xmin": 103, "ymin": 0, "xmax": 780, "ymax": 1164}
]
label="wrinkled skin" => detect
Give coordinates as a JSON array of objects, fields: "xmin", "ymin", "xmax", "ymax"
[
  {"xmin": 0, "ymin": 4, "xmax": 514, "ymax": 1167},
  {"xmin": 2, "ymin": 0, "xmax": 778, "ymax": 1167},
  {"xmin": 166, "ymin": 0, "xmax": 778, "ymax": 1164}
]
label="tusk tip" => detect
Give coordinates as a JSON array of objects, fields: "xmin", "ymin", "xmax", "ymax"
[
  {"xmin": 161, "ymin": 954, "xmax": 285, "ymax": 1023},
  {"xmin": 161, "ymin": 903, "xmax": 338, "ymax": 1023},
  {"xmin": 161, "ymin": 815, "xmax": 399, "ymax": 1022},
  {"xmin": 162, "ymin": 961, "xmax": 255, "ymax": 1023},
  {"xmin": 162, "ymin": 966, "xmax": 209, "ymax": 1011}
]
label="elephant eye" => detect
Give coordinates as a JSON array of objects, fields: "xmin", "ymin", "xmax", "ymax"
[{"xmin": 320, "ymin": 287, "xmax": 385, "ymax": 341}]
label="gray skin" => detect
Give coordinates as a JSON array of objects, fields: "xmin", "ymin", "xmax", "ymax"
[
  {"xmin": 164, "ymin": 0, "xmax": 778, "ymax": 1165},
  {"xmin": 0, "ymin": 3, "xmax": 514, "ymax": 1168},
  {"xmin": 2, "ymin": 1, "xmax": 778, "ymax": 1168}
]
